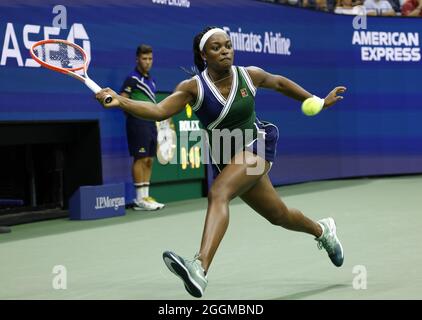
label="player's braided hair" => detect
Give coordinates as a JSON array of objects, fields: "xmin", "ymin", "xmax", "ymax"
[
  {"xmin": 180, "ymin": 26, "xmax": 218, "ymax": 76},
  {"xmin": 193, "ymin": 26, "xmax": 216, "ymax": 72}
]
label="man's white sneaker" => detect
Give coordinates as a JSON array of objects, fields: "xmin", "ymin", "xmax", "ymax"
[
  {"xmin": 133, "ymin": 198, "xmax": 159, "ymax": 211},
  {"xmin": 144, "ymin": 196, "xmax": 165, "ymax": 209}
]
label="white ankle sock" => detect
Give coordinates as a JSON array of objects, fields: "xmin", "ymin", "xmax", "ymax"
[
  {"xmin": 134, "ymin": 182, "xmax": 150, "ymax": 201},
  {"xmin": 317, "ymin": 222, "xmax": 325, "ymax": 239}
]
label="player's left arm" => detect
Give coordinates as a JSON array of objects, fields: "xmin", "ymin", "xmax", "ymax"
[{"xmin": 246, "ymin": 66, "xmax": 346, "ymax": 108}]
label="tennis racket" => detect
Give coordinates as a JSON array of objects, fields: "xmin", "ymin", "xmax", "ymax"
[{"xmin": 30, "ymin": 39, "xmax": 112, "ymax": 103}]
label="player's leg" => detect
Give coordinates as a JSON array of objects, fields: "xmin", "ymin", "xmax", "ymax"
[
  {"xmin": 163, "ymin": 150, "xmax": 269, "ymax": 297},
  {"xmin": 240, "ymin": 174, "xmax": 344, "ymax": 267},
  {"xmin": 165, "ymin": 150, "xmax": 269, "ymax": 271},
  {"xmin": 197, "ymin": 153, "xmax": 272, "ymax": 272},
  {"xmin": 240, "ymin": 174, "xmax": 322, "ymax": 236}
]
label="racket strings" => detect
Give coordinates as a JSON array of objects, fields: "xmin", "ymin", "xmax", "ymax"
[{"xmin": 33, "ymin": 42, "xmax": 85, "ymax": 70}]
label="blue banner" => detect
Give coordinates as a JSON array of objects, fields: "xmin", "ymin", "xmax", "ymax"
[
  {"xmin": 1, "ymin": 0, "xmax": 421, "ymax": 187},
  {"xmin": 69, "ymin": 183, "xmax": 125, "ymax": 220}
]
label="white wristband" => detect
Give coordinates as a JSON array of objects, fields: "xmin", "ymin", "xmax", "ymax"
[{"xmin": 313, "ymin": 95, "xmax": 325, "ymax": 111}]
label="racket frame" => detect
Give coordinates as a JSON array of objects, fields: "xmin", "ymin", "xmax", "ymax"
[{"xmin": 30, "ymin": 39, "xmax": 110, "ymax": 101}]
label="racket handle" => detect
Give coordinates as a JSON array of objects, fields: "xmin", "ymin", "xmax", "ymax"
[
  {"xmin": 85, "ymin": 78, "xmax": 113, "ymax": 104},
  {"xmin": 85, "ymin": 78, "xmax": 103, "ymax": 94}
]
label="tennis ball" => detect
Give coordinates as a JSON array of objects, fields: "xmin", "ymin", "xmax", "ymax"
[{"xmin": 301, "ymin": 96, "xmax": 324, "ymax": 116}]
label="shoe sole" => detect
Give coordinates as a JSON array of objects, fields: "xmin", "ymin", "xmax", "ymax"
[
  {"xmin": 152, "ymin": 203, "xmax": 165, "ymax": 210},
  {"xmin": 162, "ymin": 251, "xmax": 203, "ymax": 298},
  {"xmin": 133, "ymin": 204, "xmax": 165, "ymax": 211},
  {"xmin": 132, "ymin": 206, "xmax": 160, "ymax": 211}
]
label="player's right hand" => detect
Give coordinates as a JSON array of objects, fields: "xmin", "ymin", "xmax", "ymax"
[{"xmin": 96, "ymin": 88, "xmax": 120, "ymax": 108}]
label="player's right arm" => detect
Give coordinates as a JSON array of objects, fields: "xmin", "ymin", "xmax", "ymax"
[{"xmin": 97, "ymin": 78, "xmax": 197, "ymax": 121}]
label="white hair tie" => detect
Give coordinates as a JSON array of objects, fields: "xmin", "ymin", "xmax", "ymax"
[{"xmin": 199, "ymin": 28, "xmax": 228, "ymax": 52}]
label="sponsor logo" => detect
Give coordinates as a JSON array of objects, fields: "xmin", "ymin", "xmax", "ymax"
[
  {"xmin": 151, "ymin": 0, "xmax": 190, "ymax": 8},
  {"xmin": 352, "ymin": 31, "xmax": 421, "ymax": 62},
  {"xmin": 179, "ymin": 120, "xmax": 200, "ymax": 132},
  {"xmin": 1, "ymin": 22, "xmax": 91, "ymax": 67},
  {"xmin": 223, "ymin": 26, "xmax": 291, "ymax": 56},
  {"xmin": 94, "ymin": 196, "xmax": 125, "ymax": 211}
]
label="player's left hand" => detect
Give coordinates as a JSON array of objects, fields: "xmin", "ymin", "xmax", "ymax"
[
  {"xmin": 323, "ymin": 86, "xmax": 347, "ymax": 109},
  {"xmin": 96, "ymin": 88, "xmax": 120, "ymax": 108}
]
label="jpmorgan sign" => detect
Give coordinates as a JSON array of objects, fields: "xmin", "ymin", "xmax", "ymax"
[{"xmin": 69, "ymin": 184, "xmax": 126, "ymax": 220}]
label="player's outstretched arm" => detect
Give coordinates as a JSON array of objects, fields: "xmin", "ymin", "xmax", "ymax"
[
  {"xmin": 96, "ymin": 79, "xmax": 197, "ymax": 121},
  {"xmin": 246, "ymin": 66, "xmax": 346, "ymax": 108}
]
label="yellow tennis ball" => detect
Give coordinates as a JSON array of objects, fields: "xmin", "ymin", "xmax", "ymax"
[{"xmin": 301, "ymin": 96, "xmax": 324, "ymax": 116}]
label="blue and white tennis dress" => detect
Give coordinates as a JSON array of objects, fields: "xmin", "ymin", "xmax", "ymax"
[{"xmin": 191, "ymin": 65, "xmax": 279, "ymax": 173}]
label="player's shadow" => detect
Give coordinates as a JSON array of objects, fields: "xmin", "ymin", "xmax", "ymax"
[{"xmin": 272, "ymin": 284, "xmax": 349, "ymax": 300}]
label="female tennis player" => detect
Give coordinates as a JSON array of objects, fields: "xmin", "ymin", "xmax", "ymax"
[{"xmin": 96, "ymin": 26, "xmax": 346, "ymax": 298}]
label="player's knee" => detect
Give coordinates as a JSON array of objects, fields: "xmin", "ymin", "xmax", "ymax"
[{"xmin": 208, "ymin": 185, "xmax": 230, "ymax": 204}]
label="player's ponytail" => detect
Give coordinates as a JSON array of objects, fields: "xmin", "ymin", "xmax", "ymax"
[{"xmin": 193, "ymin": 26, "xmax": 216, "ymax": 72}]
